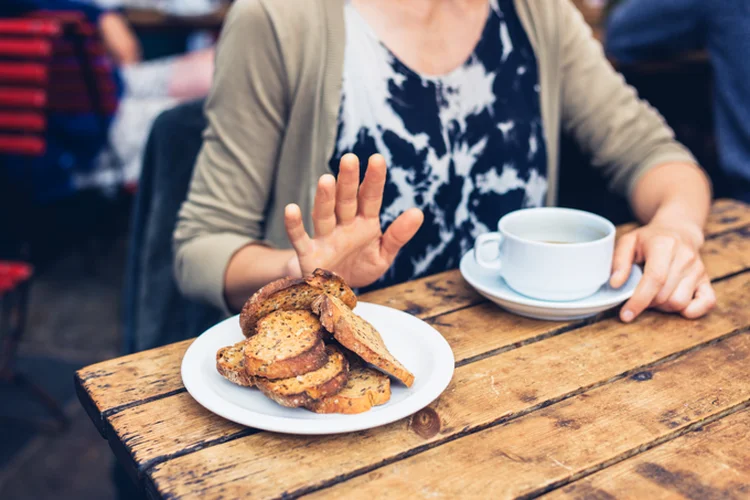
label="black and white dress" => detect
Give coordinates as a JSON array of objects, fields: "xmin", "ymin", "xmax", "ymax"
[{"xmin": 329, "ymin": 0, "xmax": 548, "ymax": 291}]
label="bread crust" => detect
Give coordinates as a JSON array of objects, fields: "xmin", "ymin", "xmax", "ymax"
[
  {"xmin": 255, "ymin": 346, "xmax": 350, "ymax": 408},
  {"xmin": 216, "ymin": 340, "xmax": 255, "ymax": 387},
  {"xmin": 312, "ymin": 295, "xmax": 415, "ymax": 387},
  {"xmin": 239, "ymin": 269, "xmax": 357, "ymax": 337},
  {"xmin": 307, "ymin": 367, "xmax": 391, "ymax": 414}
]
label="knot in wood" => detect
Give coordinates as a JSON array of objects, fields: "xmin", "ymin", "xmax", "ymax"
[{"xmin": 411, "ymin": 407, "xmax": 440, "ymax": 439}]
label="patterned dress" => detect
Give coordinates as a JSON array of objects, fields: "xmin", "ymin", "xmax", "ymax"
[{"xmin": 329, "ymin": 0, "xmax": 548, "ymax": 291}]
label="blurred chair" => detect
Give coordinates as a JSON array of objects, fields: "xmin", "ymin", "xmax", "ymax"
[
  {"xmin": 0, "ymin": 260, "xmax": 68, "ymax": 431},
  {"xmin": 0, "ymin": 11, "xmax": 123, "ymax": 261},
  {"xmin": 122, "ymin": 98, "xmax": 223, "ymax": 354}
]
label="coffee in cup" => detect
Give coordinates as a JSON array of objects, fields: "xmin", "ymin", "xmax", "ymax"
[{"xmin": 474, "ymin": 207, "xmax": 616, "ymax": 301}]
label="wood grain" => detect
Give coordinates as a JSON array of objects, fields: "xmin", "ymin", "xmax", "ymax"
[
  {"xmin": 358, "ymin": 269, "xmax": 482, "ymax": 318},
  {"xmin": 307, "ymin": 333, "xmax": 750, "ymax": 499},
  {"xmin": 75, "ymin": 339, "xmax": 193, "ymax": 435},
  {"xmin": 547, "ymin": 408, "xmax": 750, "ymax": 500},
  {"xmin": 78, "ymin": 220, "xmax": 750, "ymax": 435},
  {"xmin": 145, "ymin": 273, "xmax": 750, "ymax": 499}
]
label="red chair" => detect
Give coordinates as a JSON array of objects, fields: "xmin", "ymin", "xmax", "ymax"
[
  {"xmin": 0, "ymin": 12, "xmax": 120, "ymax": 157},
  {"xmin": 0, "ymin": 261, "xmax": 68, "ymax": 431}
]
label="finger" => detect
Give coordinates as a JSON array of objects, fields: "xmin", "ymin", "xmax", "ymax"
[
  {"xmin": 335, "ymin": 154, "xmax": 360, "ymax": 225},
  {"xmin": 312, "ymin": 174, "xmax": 337, "ymax": 237},
  {"xmin": 620, "ymin": 237, "xmax": 676, "ymax": 322},
  {"xmin": 380, "ymin": 208, "xmax": 424, "ymax": 263},
  {"xmin": 284, "ymin": 204, "xmax": 312, "ymax": 256},
  {"xmin": 358, "ymin": 154, "xmax": 387, "ymax": 219},
  {"xmin": 653, "ymin": 247, "xmax": 698, "ymax": 306},
  {"xmin": 682, "ymin": 279, "xmax": 717, "ymax": 319},
  {"xmin": 657, "ymin": 263, "xmax": 702, "ymax": 313},
  {"xmin": 610, "ymin": 233, "xmax": 637, "ymax": 288}
]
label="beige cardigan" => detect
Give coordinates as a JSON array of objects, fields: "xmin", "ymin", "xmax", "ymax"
[{"xmin": 173, "ymin": 0, "xmax": 698, "ymax": 313}]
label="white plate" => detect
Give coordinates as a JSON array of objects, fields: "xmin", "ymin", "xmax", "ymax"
[
  {"xmin": 460, "ymin": 249, "xmax": 642, "ymax": 321},
  {"xmin": 181, "ymin": 302, "xmax": 455, "ymax": 435}
]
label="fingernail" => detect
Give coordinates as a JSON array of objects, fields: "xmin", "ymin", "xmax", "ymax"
[{"xmin": 622, "ymin": 310, "xmax": 634, "ymax": 323}]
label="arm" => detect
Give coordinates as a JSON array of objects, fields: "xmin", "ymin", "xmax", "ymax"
[
  {"xmin": 557, "ymin": 0, "xmax": 715, "ymax": 321},
  {"xmin": 173, "ymin": 0, "xmax": 292, "ymax": 314},
  {"xmin": 605, "ymin": 0, "xmax": 706, "ymax": 64},
  {"xmin": 173, "ymin": 1, "xmax": 423, "ymax": 315}
]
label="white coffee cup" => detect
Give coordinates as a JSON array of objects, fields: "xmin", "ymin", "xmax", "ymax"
[{"xmin": 474, "ymin": 207, "xmax": 616, "ymax": 302}]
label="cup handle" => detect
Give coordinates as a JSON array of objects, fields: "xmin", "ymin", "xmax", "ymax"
[{"xmin": 475, "ymin": 232, "xmax": 504, "ymax": 271}]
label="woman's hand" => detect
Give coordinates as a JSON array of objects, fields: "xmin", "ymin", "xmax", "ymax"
[
  {"xmin": 284, "ymin": 153, "xmax": 424, "ymax": 288},
  {"xmin": 99, "ymin": 12, "xmax": 141, "ymax": 65},
  {"xmin": 610, "ymin": 221, "xmax": 716, "ymax": 323}
]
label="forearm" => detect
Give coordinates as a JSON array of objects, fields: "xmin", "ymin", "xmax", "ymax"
[
  {"xmin": 630, "ymin": 162, "xmax": 712, "ymax": 247},
  {"xmin": 224, "ymin": 244, "xmax": 297, "ymax": 312}
]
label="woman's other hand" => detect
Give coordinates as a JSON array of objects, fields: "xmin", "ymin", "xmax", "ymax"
[
  {"xmin": 610, "ymin": 221, "xmax": 716, "ymax": 323},
  {"xmin": 284, "ymin": 153, "xmax": 424, "ymax": 288},
  {"xmin": 99, "ymin": 11, "xmax": 141, "ymax": 65}
]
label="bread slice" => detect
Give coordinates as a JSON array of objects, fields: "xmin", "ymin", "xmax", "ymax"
[
  {"xmin": 216, "ymin": 340, "xmax": 255, "ymax": 387},
  {"xmin": 307, "ymin": 366, "xmax": 391, "ymax": 414},
  {"xmin": 312, "ymin": 295, "xmax": 415, "ymax": 387},
  {"xmin": 255, "ymin": 345, "xmax": 349, "ymax": 408},
  {"xmin": 243, "ymin": 310, "xmax": 327, "ymax": 379},
  {"xmin": 239, "ymin": 268, "xmax": 357, "ymax": 337}
]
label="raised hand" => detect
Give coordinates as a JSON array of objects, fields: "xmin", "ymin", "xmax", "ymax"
[{"xmin": 284, "ymin": 153, "xmax": 424, "ymax": 287}]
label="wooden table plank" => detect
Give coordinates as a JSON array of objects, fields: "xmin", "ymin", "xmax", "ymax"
[
  {"xmin": 701, "ymin": 198, "xmax": 750, "ymax": 234},
  {"xmin": 75, "ymin": 339, "xmax": 193, "ymax": 436},
  {"xmin": 144, "ymin": 272, "xmax": 750, "ymax": 499},
  {"xmin": 77, "ymin": 222, "xmax": 750, "ymax": 437},
  {"xmin": 547, "ymin": 408, "xmax": 750, "ymax": 500},
  {"xmin": 305, "ymin": 333, "xmax": 750, "ymax": 499}
]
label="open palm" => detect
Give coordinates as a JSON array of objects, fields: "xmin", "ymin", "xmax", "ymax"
[{"xmin": 284, "ymin": 154, "xmax": 424, "ymax": 288}]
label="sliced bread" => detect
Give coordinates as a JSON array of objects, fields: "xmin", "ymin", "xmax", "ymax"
[
  {"xmin": 256, "ymin": 345, "xmax": 349, "ymax": 408},
  {"xmin": 239, "ymin": 268, "xmax": 357, "ymax": 337},
  {"xmin": 216, "ymin": 340, "xmax": 255, "ymax": 387},
  {"xmin": 312, "ymin": 294, "xmax": 415, "ymax": 387},
  {"xmin": 243, "ymin": 310, "xmax": 327, "ymax": 379},
  {"xmin": 307, "ymin": 366, "xmax": 391, "ymax": 414}
]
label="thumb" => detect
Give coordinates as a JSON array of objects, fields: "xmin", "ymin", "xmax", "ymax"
[{"xmin": 380, "ymin": 208, "xmax": 424, "ymax": 263}]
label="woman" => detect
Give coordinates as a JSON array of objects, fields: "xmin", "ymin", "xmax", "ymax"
[{"xmin": 174, "ymin": 0, "xmax": 716, "ymax": 324}]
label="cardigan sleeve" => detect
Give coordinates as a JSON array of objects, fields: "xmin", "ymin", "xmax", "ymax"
[
  {"xmin": 557, "ymin": 0, "xmax": 701, "ymax": 199},
  {"xmin": 172, "ymin": 0, "xmax": 288, "ymax": 313}
]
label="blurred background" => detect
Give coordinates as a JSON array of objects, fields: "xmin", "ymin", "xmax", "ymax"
[{"xmin": 0, "ymin": 0, "xmax": 731, "ymax": 498}]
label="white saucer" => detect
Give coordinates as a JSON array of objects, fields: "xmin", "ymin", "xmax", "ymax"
[{"xmin": 459, "ymin": 249, "xmax": 642, "ymax": 321}]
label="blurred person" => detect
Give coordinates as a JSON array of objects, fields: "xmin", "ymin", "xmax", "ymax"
[
  {"xmin": 606, "ymin": 0, "xmax": 750, "ymax": 203},
  {"xmin": 174, "ymin": 0, "xmax": 717, "ymax": 326},
  {"xmin": 1, "ymin": 0, "xmax": 216, "ymax": 196}
]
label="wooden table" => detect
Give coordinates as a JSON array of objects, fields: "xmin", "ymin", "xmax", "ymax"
[{"xmin": 76, "ymin": 199, "xmax": 750, "ymax": 499}]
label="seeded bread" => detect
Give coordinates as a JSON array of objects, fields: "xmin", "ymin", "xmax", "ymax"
[
  {"xmin": 216, "ymin": 340, "xmax": 255, "ymax": 387},
  {"xmin": 312, "ymin": 295, "xmax": 415, "ymax": 387},
  {"xmin": 256, "ymin": 346, "xmax": 349, "ymax": 408},
  {"xmin": 307, "ymin": 366, "xmax": 391, "ymax": 414},
  {"xmin": 239, "ymin": 269, "xmax": 357, "ymax": 337},
  {"xmin": 244, "ymin": 310, "xmax": 327, "ymax": 379}
]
